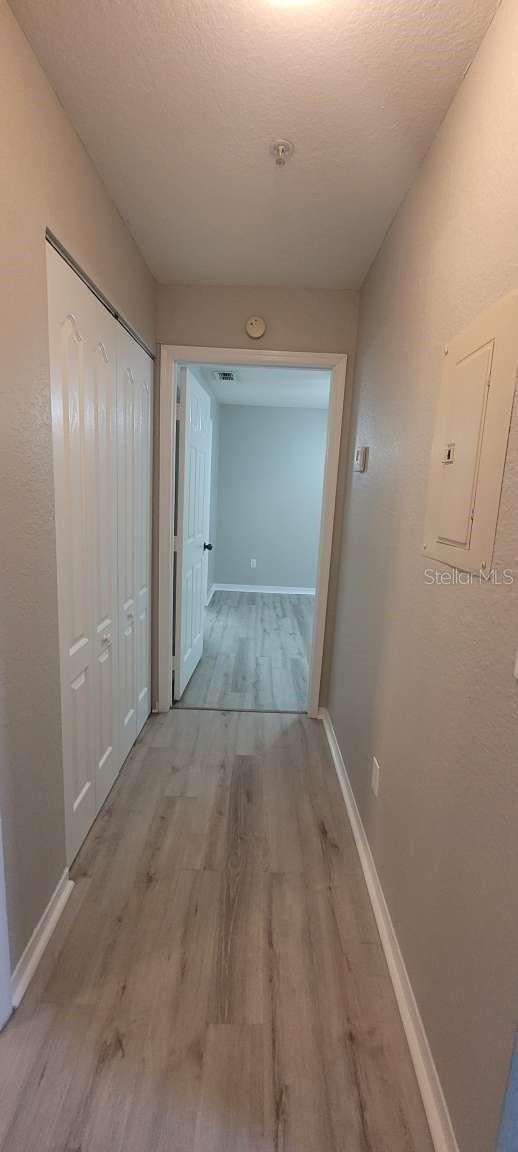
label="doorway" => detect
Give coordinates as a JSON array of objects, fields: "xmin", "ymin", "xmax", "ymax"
[
  {"xmin": 175, "ymin": 362, "xmax": 330, "ymax": 712},
  {"xmin": 158, "ymin": 346, "xmax": 348, "ymax": 718}
]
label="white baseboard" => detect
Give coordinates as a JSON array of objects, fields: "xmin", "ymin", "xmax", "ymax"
[
  {"xmin": 10, "ymin": 869, "xmax": 74, "ymax": 1008},
  {"xmin": 212, "ymin": 583, "xmax": 316, "ymax": 596},
  {"xmin": 319, "ymin": 708, "xmax": 459, "ymax": 1152},
  {"xmin": 206, "ymin": 583, "xmax": 216, "ymax": 606}
]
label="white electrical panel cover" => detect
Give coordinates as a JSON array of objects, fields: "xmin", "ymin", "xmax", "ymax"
[{"xmin": 424, "ymin": 291, "xmax": 518, "ymax": 573}]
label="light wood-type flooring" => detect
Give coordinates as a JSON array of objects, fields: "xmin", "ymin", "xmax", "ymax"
[
  {"xmin": 0, "ymin": 709, "xmax": 433, "ymax": 1152},
  {"xmin": 176, "ymin": 591, "xmax": 313, "ymax": 712}
]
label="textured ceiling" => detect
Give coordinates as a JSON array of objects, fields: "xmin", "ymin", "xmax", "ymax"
[
  {"xmin": 194, "ymin": 364, "xmax": 330, "ymax": 407},
  {"xmin": 10, "ymin": 0, "xmax": 497, "ymax": 287}
]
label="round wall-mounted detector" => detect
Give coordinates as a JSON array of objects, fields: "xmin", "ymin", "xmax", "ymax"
[
  {"xmin": 246, "ymin": 316, "xmax": 267, "ymax": 340},
  {"xmin": 270, "ymin": 140, "xmax": 294, "ymax": 167}
]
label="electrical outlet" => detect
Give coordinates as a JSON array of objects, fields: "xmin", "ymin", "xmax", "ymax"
[
  {"xmin": 250, "ymin": 558, "xmax": 256, "ymax": 569},
  {"xmin": 371, "ymin": 755, "xmax": 381, "ymax": 797}
]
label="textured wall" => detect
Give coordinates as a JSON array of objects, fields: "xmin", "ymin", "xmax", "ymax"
[
  {"xmin": 214, "ymin": 405, "xmax": 327, "ymax": 589},
  {"xmin": 0, "ymin": 0, "xmax": 155, "ymax": 968},
  {"xmin": 156, "ymin": 284, "xmax": 358, "ymax": 354},
  {"xmin": 328, "ymin": 2, "xmax": 518, "ymax": 1149}
]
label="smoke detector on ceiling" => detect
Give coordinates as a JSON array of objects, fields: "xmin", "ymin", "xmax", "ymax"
[{"xmin": 270, "ymin": 140, "xmax": 294, "ymax": 167}]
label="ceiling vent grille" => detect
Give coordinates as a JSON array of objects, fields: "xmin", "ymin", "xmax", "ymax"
[{"xmin": 212, "ymin": 369, "xmax": 236, "ymax": 382}]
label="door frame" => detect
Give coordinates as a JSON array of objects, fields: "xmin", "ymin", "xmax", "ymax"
[
  {"xmin": 0, "ymin": 812, "xmax": 12, "ymax": 1029},
  {"xmin": 157, "ymin": 345, "xmax": 349, "ymax": 718}
]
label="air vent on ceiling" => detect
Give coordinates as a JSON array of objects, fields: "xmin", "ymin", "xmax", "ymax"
[{"xmin": 212, "ymin": 369, "xmax": 236, "ymax": 382}]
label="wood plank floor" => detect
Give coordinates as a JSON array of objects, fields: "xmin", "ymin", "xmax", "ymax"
[
  {"xmin": 0, "ymin": 709, "xmax": 433, "ymax": 1152},
  {"xmin": 176, "ymin": 592, "xmax": 313, "ymax": 712}
]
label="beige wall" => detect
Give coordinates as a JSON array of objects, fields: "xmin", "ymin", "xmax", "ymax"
[
  {"xmin": 156, "ymin": 284, "xmax": 358, "ymax": 354},
  {"xmin": 328, "ymin": 2, "xmax": 518, "ymax": 1149},
  {"xmin": 0, "ymin": 0, "xmax": 155, "ymax": 967}
]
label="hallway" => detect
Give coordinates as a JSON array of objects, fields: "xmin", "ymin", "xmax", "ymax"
[
  {"xmin": 0, "ymin": 709, "xmax": 431, "ymax": 1152},
  {"xmin": 176, "ymin": 592, "xmax": 314, "ymax": 712}
]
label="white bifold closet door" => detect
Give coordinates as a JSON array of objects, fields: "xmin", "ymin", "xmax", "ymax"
[
  {"xmin": 117, "ymin": 327, "xmax": 152, "ymax": 760},
  {"xmin": 47, "ymin": 244, "xmax": 152, "ymax": 864}
]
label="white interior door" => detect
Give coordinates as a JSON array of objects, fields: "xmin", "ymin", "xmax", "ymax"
[
  {"xmin": 175, "ymin": 368, "xmax": 212, "ymax": 698},
  {"xmin": 134, "ymin": 344, "xmax": 152, "ymax": 734},
  {"xmin": 90, "ymin": 305, "xmax": 119, "ymax": 812},
  {"xmin": 116, "ymin": 328, "xmax": 138, "ymax": 762},
  {"xmin": 48, "ymin": 245, "xmax": 98, "ymax": 861},
  {"xmin": 48, "ymin": 244, "xmax": 152, "ymax": 863},
  {"xmin": 117, "ymin": 327, "xmax": 152, "ymax": 751}
]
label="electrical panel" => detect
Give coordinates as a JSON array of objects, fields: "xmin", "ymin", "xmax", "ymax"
[{"xmin": 424, "ymin": 292, "xmax": 518, "ymax": 573}]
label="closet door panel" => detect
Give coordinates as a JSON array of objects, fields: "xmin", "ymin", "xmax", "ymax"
[
  {"xmin": 91, "ymin": 316, "xmax": 119, "ymax": 810},
  {"xmin": 47, "ymin": 246, "xmax": 96, "ymax": 862},
  {"xmin": 49, "ymin": 243, "xmax": 152, "ymax": 858},
  {"xmin": 135, "ymin": 348, "xmax": 152, "ymax": 733},
  {"xmin": 117, "ymin": 331, "xmax": 138, "ymax": 762}
]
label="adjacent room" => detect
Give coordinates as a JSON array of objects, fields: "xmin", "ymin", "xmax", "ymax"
[{"xmin": 174, "ymin": 363, "xmax": 330, "ymax": 712}]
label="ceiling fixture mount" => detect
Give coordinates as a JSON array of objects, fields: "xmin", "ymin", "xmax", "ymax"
[{"xmin": 270, "ymin": 140, "xmax": 294, "ymax": 167}]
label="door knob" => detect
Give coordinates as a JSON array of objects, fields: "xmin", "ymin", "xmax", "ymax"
[{"xmin": 203, "ymin": 542, "xmax": 213, "ymax": 551}]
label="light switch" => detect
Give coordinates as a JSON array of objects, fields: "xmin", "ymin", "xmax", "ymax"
[{"xmin": 354, "ymin": 446, "xmax": 369, "ymax": 472}]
